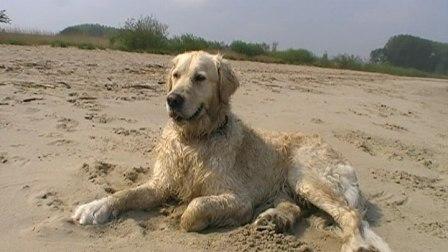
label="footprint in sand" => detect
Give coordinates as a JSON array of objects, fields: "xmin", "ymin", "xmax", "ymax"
[
  {"xmin": 334, "ymin": 130, "xmax": 438, "ymax": 169},
  {"xmin": 367, "ymin": 190, "xmax": 408, "ymax": 223},
  {"xmin": 37, "ymin": 152, "xmax": 60, "ymax": 161},
  {"xmin": 35, "ymin": 190, "xmax": 64, "ymax": 211},
  {"xmin": 0, "ymin": 152, "xmax": 8, "ymax": 164},
  {"xmin": 123, "ymin": 166, "xmax": 150, "ymax": 184},
  {"xmin": 216, "ymin": 225, "xmax": 311, "ymax": 251},
  {"xmin": 5, "ymin": 155, "xmax": 31, "ymax": 166},
  {"xmin": 39, "ymin": 132, "xmax": 64, "ymax": 138},
  {"xmin": 362, "ymin": 103, "xmax": 417, "ymax": 118},
  {"xmin": 112, "ymin": 127, "xmax": 148, "ymax": 136},
  {"xmin": 371, "ymin": 169, "xmax": 447, "ymax": 203},
  {"xmin": 348, "ymin": 108, "xmax": 370, "ymax": 117},
  {"xmin": 414, "ymin": 221, "xmax": 448, "ymax": 239},
  {"xmin": 80, "ymin": 161, "xmax": 115, "ymax": 184},
  {"xmin": 437, "ymin": 133, "xmax": 448, "ymax": 139},
  {"xmin": 83, "ymin": 113, "xmax": 137, "ymax": 124},
  {"xmin": 0, "ymin": 118, "xmax": 11, "ymax": 129},
  {"xmin": 66, "ymin": 93, "xmax": 102, "ymax": 111},
  {"xmin": 22, "ymin": 60, "xmax": 54, "ymax": 71},
  {"xmin": 310, "ymin": 118, "xmax": 324, "ymax": 124},
  {"xmin": 24, "ymin": 107, "xmax": 41, "ymax": 114},
  {"xmin": 56, "ymin": 118, "xmax": 79, "ymax": 132},
  {"xmin": 93, "ymin": 113, "xmax": 114, "ymax": 124},
  {"xmin": 372, "ymin": 122, "xmax": 408, "ymax": 132},
  {"xmin": 79, "ymin": 161, "xmax": 150, "ymax": 193},
  {"xmin": 47, "ymin": 139, "xmax": 75, "ymax": 146},
  {"xmin": 368, "ymin": 190, "xmax": 409, "ymax": 208}
]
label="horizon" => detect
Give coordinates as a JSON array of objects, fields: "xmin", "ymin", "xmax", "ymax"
[{"xmin": 1, "ymin": 0, "xmax": 447, "ymax": 58}]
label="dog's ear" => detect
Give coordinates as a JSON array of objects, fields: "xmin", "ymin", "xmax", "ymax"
[
  {"xmin": 165, "ymin": 57, "xmax": 179, "ymax": 92},
  {"xmin": 214, "ymin": 54, "xmax": 239, "ymax": 104}
]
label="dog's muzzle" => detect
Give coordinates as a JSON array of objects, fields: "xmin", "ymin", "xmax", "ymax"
[
  {"xmin": 167, "ymin": 93, "xmax": 184, "ymax": 110},
  {"xmin": 168, "ymin": 101, "xmax": 204, "ymax": 122}
]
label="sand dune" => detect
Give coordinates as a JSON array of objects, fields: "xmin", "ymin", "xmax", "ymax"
[{"xmin": 0, "ymin": 45, "xmax": 447, "ymax": 251}]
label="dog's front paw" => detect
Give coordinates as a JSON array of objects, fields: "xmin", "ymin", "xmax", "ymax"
[
  {"xmin": 72, "ymin": 197, "xmax": 117, "ymax": 225},
  {"xmin": 253, "ymin": 208, "xmax": 292, "ymax": 233}
]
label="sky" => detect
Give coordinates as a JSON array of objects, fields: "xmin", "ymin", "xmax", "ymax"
[{"xmin": 1, "ymin": 0, "xmax": 447, "ymax": 57}]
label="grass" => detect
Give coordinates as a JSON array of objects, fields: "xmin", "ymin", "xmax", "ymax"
[
  {"xmin": 355, "ymin": 63, "xmax": 437, "ymax": 78},
  {"xmin": 0, "ymin": 28, "xmax": 446, "ymax": 79},
  {"xmin": 0, "ymin": 28, "xmax": 109, "ymax": 50}
]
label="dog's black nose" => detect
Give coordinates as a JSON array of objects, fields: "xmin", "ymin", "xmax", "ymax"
[{"xmin": 167, "ymin": 93, "xmax": 184, "ymax": 109}]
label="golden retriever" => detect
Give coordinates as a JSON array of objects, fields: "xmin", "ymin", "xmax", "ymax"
[{"xmin": 72, "ymin": 51, "xmax": 390, "ymax": 252}]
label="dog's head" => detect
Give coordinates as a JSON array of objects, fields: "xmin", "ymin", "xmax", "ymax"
[{"xmin": 165, "ymin": 51, "xmax": 239, "ymax": 137}]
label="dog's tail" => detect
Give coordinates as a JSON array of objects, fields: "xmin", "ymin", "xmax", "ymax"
[
  {"xmin": 308, "ymin": 215, "xmax": 391, "ymax": 252},
  {"xmin": 317, "ymin": 163, "xmax": 391, "ymax": 251},
  {"xmin": 361, "ymin": 220, "xmax": 392, "ymax": 252}
]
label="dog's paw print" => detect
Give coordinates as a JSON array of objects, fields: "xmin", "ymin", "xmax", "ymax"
[{"xmin": 36, "ymin": 191, "xmax": 64, "ymax": 211}]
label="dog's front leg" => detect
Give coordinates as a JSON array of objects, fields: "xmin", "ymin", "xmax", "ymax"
[
  {"xmin": 180, "ymin": 193, "xmax": 253, "ymax": 232},
  {"xmin": 72, "ymin": 178, "xmax": 170, "ymax": 225}
]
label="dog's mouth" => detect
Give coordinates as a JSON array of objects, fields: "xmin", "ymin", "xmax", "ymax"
[{"xmin": 169, "ymin": 103, "xmax": 204, "ymax": 122}]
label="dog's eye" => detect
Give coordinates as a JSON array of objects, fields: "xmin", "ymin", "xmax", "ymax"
[
  {"xmin": 173, "ymin": 72, "xmax": 180, "ymax": 79},
  {"xmin": 194, "ymin": 74, "xmax": 206, "ymax": 82}
]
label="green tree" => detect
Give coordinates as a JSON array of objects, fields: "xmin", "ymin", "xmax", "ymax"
[
  {"xmin": 383, "ymin": 35, "xmax": 435, "ymax": 72},
  {"xmin": 0, "ymin": 10, "xmax": 11, "ymax": 23},
  {"xmin": 370, "ymin": 48, "xmax": 386, "ymax": 64},
  {"xmin": 370, "ymin": 34, "xmax": 448, "ymax": 74},
  {"xmin": 112, "ymin": 15, "xmax": 169, "ymax": 52},
  {"xmin": 60, "ymin": 24, "xmax": 119, "ymax": 37}
]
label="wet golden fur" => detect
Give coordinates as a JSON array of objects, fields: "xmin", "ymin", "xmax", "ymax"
[{"xmin": 72, "ymin": 51, "xmax": 390, "ymax": 252}]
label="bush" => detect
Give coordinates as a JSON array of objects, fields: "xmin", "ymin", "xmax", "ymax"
[
  {"xmin": 271, "ymin": 49, "xmax": 315, "ymax": 64},
  {"xmin": 77, "ymin": 42, "xmax": 96, "ymax": 50},
  {"xmin": 50, "ymin": 40, "xmax": 70, "ymax": 48},
  {"xmin": 111, "ymin": 15, "xmax": 168, "ymax": 52},
  {"xmin": 169, "ymin": 34, "xmax": 221, "ymax": 52},
  {"xmin": 230, "ymin": 40, "xmax": 269, "ymax": 57},
  {"xmin": 3, "ymin": 39, "xmax": 25, "ymax": 45},
  {"xmin": 332, "ymin": 54, "xmax": 364, "ymax": 69},
  {"xmin": 315, "ymin": 52, "xmax": 332, "ymax": 67}
]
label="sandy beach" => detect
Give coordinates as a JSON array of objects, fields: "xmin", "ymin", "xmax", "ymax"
[{"xmin": 0, "ymin": 45, "xmax": 447, "ymax": 251}]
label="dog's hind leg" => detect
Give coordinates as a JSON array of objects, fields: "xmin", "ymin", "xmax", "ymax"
[
  {"xmin": 253, "ymin": 192, "xmax": 302, "ymax": 233},
  {"xmin": 288, "ymin": 166, "xmax": 371, "ymax": 252},
  {"xmin": 288, "ymin": 163, "xmax": 391, "ymax": 252}
]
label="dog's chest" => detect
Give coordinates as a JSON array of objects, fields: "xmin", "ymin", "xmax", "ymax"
[{"xmin": 166, "ymin": 139, "xmax": 236, "ymax": 200}]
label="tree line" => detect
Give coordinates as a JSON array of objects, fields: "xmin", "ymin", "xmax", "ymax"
[
  {"xmin": 1, "ymin": 12, "xmax": 447, "ymax": 78},
  {"xmin": 371, "ymin": 35, "xmax": 448, "ymax": 74}
]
